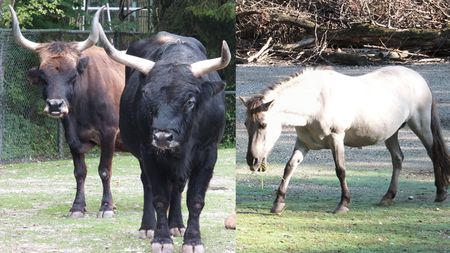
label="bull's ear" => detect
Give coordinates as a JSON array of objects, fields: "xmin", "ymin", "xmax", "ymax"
[
  {"xmin": 202, "ymin": 80, "xmax": 225, "ymax": 96},
  {"xmin": 27, "ymin": 67, "xmax": 41, "ymax": 85},
  {"xmin": 77, "ymin": 56, "xmax": 90, "ymax": 74}
]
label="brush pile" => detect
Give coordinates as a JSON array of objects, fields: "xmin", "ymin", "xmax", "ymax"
[{"xmin": 236, "ymin": 0, "xmax": 450, "ymax": 65}]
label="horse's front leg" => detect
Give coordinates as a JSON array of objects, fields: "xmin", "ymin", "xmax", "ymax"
[
  {"xmin": 329, "ymin": 132, "xmax": 350, "ymax": 214},
  {"xmin": 271, "ymin": 140, "xmax": 309, "ymax": 214}
]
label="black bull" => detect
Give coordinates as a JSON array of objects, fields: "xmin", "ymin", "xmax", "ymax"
[
  {"xmin": 9, "ymin": 6, "xmax": 125, "ymax": 218},
  {"xmin": 98, "ymin": 20, "xmax": 231, "ymax": 252}
]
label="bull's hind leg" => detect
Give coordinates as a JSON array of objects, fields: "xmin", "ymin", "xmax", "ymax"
[
  {"xmin": 380, "ymin": 131, "xmax": 404, "ymax": 206},
  {"xmin": 330, "ymin": 132, "xmax": 350, "ymax": 214},
  {"xmin": 96, "ymin": 131, "xmax": 117, "ymax": 218},
  {"xmin": 69, "ymin": 149, "xmax": 87, "ymax": 217},
  {"xmin": 271, "ymin": 140, "xmax": 309, "ymax": 214}
]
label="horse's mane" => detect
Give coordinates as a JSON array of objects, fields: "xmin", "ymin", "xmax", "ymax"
[{"xmin": 246, "ymin": 66, "xmax": 334, "ymax": 110}]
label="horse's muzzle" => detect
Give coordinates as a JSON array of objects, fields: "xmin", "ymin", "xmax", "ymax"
[{"xmin": 247, "ymin": 157, "xmax": 266, "ymax": 172}]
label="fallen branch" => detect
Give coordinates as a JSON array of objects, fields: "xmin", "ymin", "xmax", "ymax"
[{"xmin": 248, "ymin": 37, "xmax": 273, "ymax": 62}]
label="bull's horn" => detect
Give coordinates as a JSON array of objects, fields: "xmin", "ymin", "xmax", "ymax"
[
  {"xmin": 75, "ymin": 6, "xmax": 103, "ymax": 51},
  {"xmin": 190, "ymin": 41, "xmax": 231, "ymax": 77},
  {"xmin": 9, "ymin": 5, "xmax": 40, "ymax": 51},
  {"xmin": 97, "ymin": 21, "xmax": 155, "ymax": 74}
]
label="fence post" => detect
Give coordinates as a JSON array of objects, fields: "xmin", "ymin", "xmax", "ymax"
[{"xmin": 0, "ymin": 32, "xmax": 5, "ymax": 161}]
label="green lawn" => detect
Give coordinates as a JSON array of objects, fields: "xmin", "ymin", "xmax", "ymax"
[
  {"xmin": 0, "ymin": 149, "xmax": 235, "ymax": 253},
  {"xmin": 237, "ymin": 164, "xmax": 450, "ymax": 253}
]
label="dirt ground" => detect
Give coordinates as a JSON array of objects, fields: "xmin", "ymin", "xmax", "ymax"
[{"xmin": 236, "ymin": 64, "xmax": 450, "ymax": 172}]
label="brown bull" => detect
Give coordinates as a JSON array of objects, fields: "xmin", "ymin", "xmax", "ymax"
[{"xmin": 9, "ymin": 6, "xmax": 125, "ymax": 217}]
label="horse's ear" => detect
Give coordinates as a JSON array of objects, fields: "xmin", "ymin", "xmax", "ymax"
[
  {"xmin": 239, "ymin": 96, "xmax": 247, "ymax": 107},
  {"xmin": 261, "ymin": 100, "xmax": 274, "ymax": 111}
]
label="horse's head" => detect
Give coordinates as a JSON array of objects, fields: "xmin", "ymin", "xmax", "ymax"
[{"xmin": 241, "ymin": 96, "xmax": 282, "ymax": 172}]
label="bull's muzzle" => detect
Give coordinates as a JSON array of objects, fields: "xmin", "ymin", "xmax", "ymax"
[
  {"xmin": 152, "ymin": 130, "xmax": 179, "ymax": 150},
  {"xmin": 44, "ymin": 99, "xmax": 69, "ymax": 118}
]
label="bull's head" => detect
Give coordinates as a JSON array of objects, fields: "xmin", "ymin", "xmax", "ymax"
[
  {"xmin": 95, "ymin": 8, "xmax": 231, "ymax": 151},
  {"xmin": 9, "ymin": 6, "xmax": 101, "ymax": 118}
]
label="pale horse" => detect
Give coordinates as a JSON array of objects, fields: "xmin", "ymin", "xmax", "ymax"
[{"xmin": 241, "ymin": 66, "xmax": 450, "ymax": 214}]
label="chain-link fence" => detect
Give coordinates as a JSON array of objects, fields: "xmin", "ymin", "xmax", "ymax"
[{"xmin": 0, "ymin": 29, "xmax": 235, "ymax": 163}]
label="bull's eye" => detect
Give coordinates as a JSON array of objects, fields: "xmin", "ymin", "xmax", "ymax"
[
  {"xmin": 185, "ymin": 97, "xmax": 196, "ymax": 111},
  {"xmin": 259, "ymin": 122, "xmax": 267, "ymax": 129}
]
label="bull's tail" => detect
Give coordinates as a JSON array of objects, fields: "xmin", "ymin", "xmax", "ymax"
[{"xmin": 430, "ymin": 101, "xmax": 450, "ymax": 198}]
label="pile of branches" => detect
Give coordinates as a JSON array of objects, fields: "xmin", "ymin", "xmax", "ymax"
[{"xmin": 237, "ymin": 0, "xmax": 450, "ymax": 65}]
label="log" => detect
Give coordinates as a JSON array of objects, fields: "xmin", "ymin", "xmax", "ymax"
[
  {"xmin": 325, "ymin": 24, "xmax": 450, "ymax": 55},
  {"xmin": 266, "ymin": 12, "xmax": 450, "ymax": 55}
]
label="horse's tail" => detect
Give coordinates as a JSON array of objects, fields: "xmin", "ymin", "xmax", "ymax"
[{"xmin": 430, "ymin": 101, "xmax": 450, "ymax": 188}]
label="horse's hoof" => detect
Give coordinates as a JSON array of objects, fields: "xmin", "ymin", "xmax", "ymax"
[
  {"xmin": 435, "ymin": 191, "xmax": 448, "ymax": 202},
  {"xmin": 333, "ymin": 206, "xmax": 349, "ymax": 214},
  {"xmin": 68, "ymin": 211, "xmax": 84, "ymax": 218},
  {"xmin": 379, "ymin": 198, "xmax": 395, "ymax": 206},
  {"xmin": 270, "ymin": 202, "xmax": 285, "ymax": 214},
  {"xmin": 139, "ymin": 229, "xmax": 154, "ymax": 239},
  {"xmin": 151, "ymin": 242, "xmax": 173, "ymax": 253},
  {"xmin": 182, "ymin": 244, "xmax": 204, "ymax": 253},
  {"xmin": 170, "ymin": 227, "xmax": 185, "ymax": 237}
]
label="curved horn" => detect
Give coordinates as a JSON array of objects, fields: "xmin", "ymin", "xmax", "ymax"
[
  {"xmin": 190, "ymin": 41, "xmax": 231, "ymax": 78},
  {"xmin": 75, "ymin": 6, "xmax": 103, "ymax": 51},
  {"xmin": 97, "ymin": 20, "xmax": 155, "ymax": 74},
  {"xmin": 8, "ymin": 5, "xmax": 40, "ymax": 51}
]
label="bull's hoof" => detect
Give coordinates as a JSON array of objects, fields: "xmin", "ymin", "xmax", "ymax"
[
  {"xmin": 170, "ymin": 227, "xmax": 185, "ymax": 237},
  {"xmin": 182, "ymin": 244, "xmax": 204, "ymax": 253},
  {"xmin": 379, "ymin": 197, "xmax": 395, "ymax": 206},
  {"xmin": 435, "ymin": 191, "xmax": 448, "ymax": 202},
  {"xmin": 270, "ymin": 202, "xmax": 285, "ymax": 214},
  {"xmin": 332, "ymin": 206, "xmax": 349, "ymax": 214},
  {"xmin": 68, "ymin": 211, "xmax": 85, "ymax": 218},
  {"xmin": 151, "ymin": 242, "xmax": 173, "ymax": 253},
  {"xmin": 139, "ymin": 229, "xmax": 154, "ymax": 239},
  {"xmin": 97, "ymin": 210, "xmax": 115, "ymax": 218}
]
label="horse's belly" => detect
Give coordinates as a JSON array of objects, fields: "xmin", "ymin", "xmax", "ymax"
[{"xmin": 344, "ymin": 124, "xmax": 399, "ymax": 147}]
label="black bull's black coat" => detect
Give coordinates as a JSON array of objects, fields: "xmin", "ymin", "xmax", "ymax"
[{"xmin": 119, "ymin": 32, "xmax": 226, "ymax": 247}]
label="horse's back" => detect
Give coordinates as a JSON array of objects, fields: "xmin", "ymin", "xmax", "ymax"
[{"xmin": 301, "ymin": 66, "xmax": 433, "ymax": 148}]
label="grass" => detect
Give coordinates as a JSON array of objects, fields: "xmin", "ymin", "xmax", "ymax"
[
  {"xmin": 0, "ymin": 149, "xmax": 235, "ymax": 253},
  {"xmin": 236, "ymin": 163, "xmax": 450, "ymax": 253}
]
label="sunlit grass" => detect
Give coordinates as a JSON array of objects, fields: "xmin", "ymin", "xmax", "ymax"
[
  {"xmin": 237, "ymin": 163, "xmax": 450, "ymax": 253},
  {"xmin": 0, "ymin": 149, "xmax": 235, "ymax": 253}
]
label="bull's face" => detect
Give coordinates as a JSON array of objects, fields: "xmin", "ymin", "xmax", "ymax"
[
  {"xmin": 8, "ymin": 6, "xmax": 100, "ymax": 119},
  {"xmin": 27, "ymin": 51, "xmax": 89, "ymax": 118},
  {"xmin": 143, "ymin": 65, "xmax": 224, "ymax": 151}
]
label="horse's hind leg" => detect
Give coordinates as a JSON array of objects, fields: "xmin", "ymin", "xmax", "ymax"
[
  {"xmin": 271, "ymin": 140, "xmax": 309, "ymax": 214},
  {"xmin": 380, "ymin": 131, "xmax": 404, "ymax": 206},
  {"xmin": 329, "ymin": 132, "xmax": 350, "ymax": 214},
  {"xmin": 408, "ymin": 112, "xmax": 448, "ymax": 202}
]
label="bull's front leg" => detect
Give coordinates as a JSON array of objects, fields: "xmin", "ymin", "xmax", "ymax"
[
  {"xmin": 97, "ymin": 130, "xmax": 117, "ymax": 218},
  {"xmin": 169, "ymin": 181, "xmax": 185, "ymax": 237},
  {"xmin": 182, "ymin": 148, "xmax": 217, "ymax": 253},
  {"xmin": 144, "ymin": 161, "xmax": 173, "ymax": 252},
  {"xmin": 139, "ymin": 163, "xmax": 156, "ymax": 239},
  {"xmin": 69, "ymin": 148, "xmax": 87, "ymax": 217}
]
